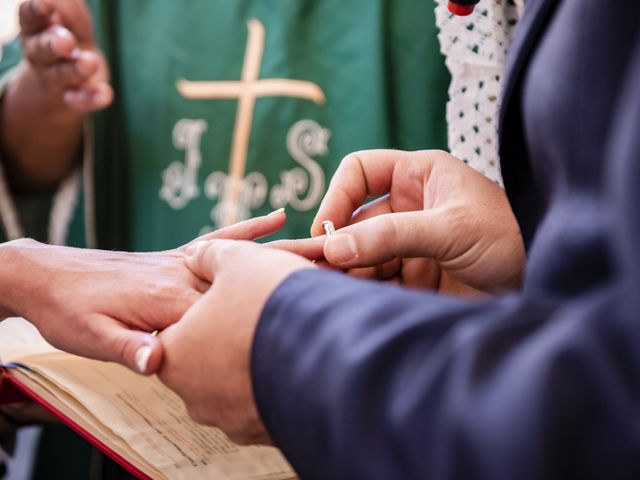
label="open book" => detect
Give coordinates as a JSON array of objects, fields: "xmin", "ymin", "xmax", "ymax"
[{"xmin": 0, "ymin": 318, "xmax": 297, "ymax": 480}]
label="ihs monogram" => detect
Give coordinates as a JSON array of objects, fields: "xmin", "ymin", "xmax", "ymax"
[{"xmin": 159, "ymin": 19, "xmax": 331, "ymax": 228}]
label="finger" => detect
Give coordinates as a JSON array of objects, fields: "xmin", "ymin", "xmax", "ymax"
[
  {"xmin": 50, "ymin": 0, "xmax": 95, "ymax": 44},
  {"xmin": 23, "ymin": 25, "xmax": 77, "ymax": 65},
  {"xmin": 323, "ymin": 210, "xmax": 451, "ymax": 268},
  {"xmin": 346, "ymin": 258, "xmax": 402, "ymax": 281},
  {"xmin": 346, "ymin": 266, "xmax": 380, "ymax": 280},
  {"xmin": 314, "ymin": 259, "xmax": 337, "ymax": 270},
  {"xmin": 184, "ymin": 240, "xmax": 259, "ymax": 283},
  {"xmin": 81, "ymin": 315, "xmax": 163, "ymax": 375},
  {"xmin": 267, "ymin": 236, "xmax": 326, "ymax": 260},
  {"xmin": 19, "ymin": 0, "xmax": 54, "ymax": 35},
  {"xmin": 42, "ymin": 51, "xmax": 100, "ymax": 89},
  {"xmin": 350, "ymin": 194, "xmax": 392, "ymax": 224},
  {"xmin": 311, "ymin": 150, "xmax": 422, "ymax": 236},
  {"xmin": 398, "ymin": 258, "xmax": 441, "ymax": 290},
  {"xmin": 183, "ymin": 209, "xmax": 286, "ymax": 249},
  {"xmin": 63, "ymin": 82, "xmax": 114, "ymax": 112}
]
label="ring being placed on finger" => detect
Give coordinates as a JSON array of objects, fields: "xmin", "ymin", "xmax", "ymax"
[{"xmin": 322, "ymin": 220, "xmax": 335, "ymax": 236}]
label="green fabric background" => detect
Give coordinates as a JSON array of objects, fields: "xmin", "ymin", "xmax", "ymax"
[{"xmin": 90, "ymin": 0, "xmax": 449, "ymax": 250}]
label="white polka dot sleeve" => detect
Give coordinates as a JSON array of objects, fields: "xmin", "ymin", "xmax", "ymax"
[{"xmin": 434, "ymin": 0, "xmax": 524, "ymax": 184}]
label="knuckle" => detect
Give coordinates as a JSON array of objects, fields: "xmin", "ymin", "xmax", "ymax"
[
  {"xmin": 153, "ymin": 281, "xmax": 180, "ymax": 303},
  {"xmin": 341, "ymin": 152, "xmax": 365, "ymax": 172},
  {"xmin": 381, "ymin": 215, "xmax": 401, "ymax": 252},
  {"xmin": 155, "ymin": 281, "xmax": 195, "ymax": 315},
  {"xmin": 111, "ymin": 333, "xmax": 139, "ymax": 368},
  {"xmin": 213, "ymin": 241, "xmax": 237, "ymax": 263}
]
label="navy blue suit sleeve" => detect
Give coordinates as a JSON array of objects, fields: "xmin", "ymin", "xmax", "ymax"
[
  {"xmin": 251, "ymin": 29, "xmax": 640, "ymax": 480},
  {"xmin": 253, "ymin": 272, "xmax": 639, "ymax": 480}
]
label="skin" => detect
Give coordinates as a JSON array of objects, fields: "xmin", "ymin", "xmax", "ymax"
[
  {"xmin": 158, "ymin": 149, "xmax": 526, "ymax": 444},
  {"xmin": 0, "ymin": 211, "xmax": 286, "ymax": 375},
  {"xmin": 309, "ymin": 149, "xmax": 526, "ymax": 294},
  {"xmin": 159, "ymin": 239, "xmax": 313, "ymax": 445},
  {"xmin": 0, "ymin": 0, "xmax": 112, "ymax": 190}
]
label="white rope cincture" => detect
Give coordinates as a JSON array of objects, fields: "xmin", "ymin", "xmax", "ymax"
[
  {"xmin": 0, "ymin": 159, "xmax": 24, "ymax": 240},
  {"xmin": 0, "ymin": 64, "xmax": 24, "ymax": 240},
  {"xmin": 81, "ymin": 119, "xmax": 97, "ymax": 249},
  {"xmin": 48, "ymin": 166, "xmax": 81, "ymax": 246},
  {"xmin": 0, "ymin": 105, "xmax": 94, "ymax": 247}
]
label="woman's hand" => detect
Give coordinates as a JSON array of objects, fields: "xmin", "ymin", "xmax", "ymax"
[
  {"xmin": 309, "ymin": 150, "xmax": 525, "ymax": 294},
  {"xmin": 0, "ymin": 211, "xmax": 286, "ymax": 375}
]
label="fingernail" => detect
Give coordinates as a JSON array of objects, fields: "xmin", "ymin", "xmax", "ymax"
[
  {"xmin": 268, "ymin": 208, "xmax": 285, "ymax": 216},
  {"xmin": 70, "ymin": 48, "xmax": 82, "ymax": 60},
  {"xmin": 135, "ymin": 345, "xmax": 152, "ymax": 374},
  {"xmin": 185, "ymin": 240, "xmax": 207, "ymax": 258},
  {"xmin": 51, "ymin": 25, "xmax": 72, "ymax": 39},
  {"xmin": 325, "ymin": 233, "xmax": 358, "ymax": 265},
  {"xmin": 92, "ymin": 89, "xmax": 109, "ymax": 104}
]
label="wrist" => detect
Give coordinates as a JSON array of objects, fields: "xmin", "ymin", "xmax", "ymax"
[{"xmin": 0, "ymin": 239, "xmax": 40, "ymax": 318}]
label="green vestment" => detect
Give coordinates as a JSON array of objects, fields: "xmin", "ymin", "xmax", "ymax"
[{"xmin": 0, "ymin": 0, "xmax": 449, "ymax": 251}]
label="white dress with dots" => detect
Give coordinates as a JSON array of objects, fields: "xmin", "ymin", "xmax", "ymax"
[{"xmin": 434, "ymin": 0, "xmax": 525, "ymax": 184}]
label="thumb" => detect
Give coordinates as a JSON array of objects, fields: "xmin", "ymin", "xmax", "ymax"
[
  {"xmin": 131, "ymin": 335, "xmax": 163, "ymax": 375},
  {"xmin": 85, "ymin": 316, "xmax": 164, "ymax": 375},
  {"xmin": 324, "ymin": 210, "xmax": 452, "ymax": 268},
  {"xmin": 184, "ymin": 239, "xmax": 250, "ymax": 282}
]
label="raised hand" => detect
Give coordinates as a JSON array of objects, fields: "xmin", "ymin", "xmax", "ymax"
[{"xmin": 18, "ymin": 0, "xmax": 112, "ymax": 111}]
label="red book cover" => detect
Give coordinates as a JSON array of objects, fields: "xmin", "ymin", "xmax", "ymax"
[{"xmin": 0, "ymin": 368, "xmax": 151, "ymax": 480}]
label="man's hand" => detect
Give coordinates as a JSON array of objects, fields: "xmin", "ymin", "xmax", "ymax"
[
  {"xmin": 0, "ymin": 211, "xmax": 286, "ymax": 376},
  {"xmin": 308, "ymin": 150, "xmax": 525, "ymax": 293},
  {"xmin": 18, "ymin": 0, "xmax": 112, "ymax": 111},
  {"xmin": 159, "ymin": 239, "xmax": 314, "ymax": 444}
]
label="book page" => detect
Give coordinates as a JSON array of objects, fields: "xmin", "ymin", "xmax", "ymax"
[
  {"xmin": 12, "ymin": 368, "xmax": 163, "ymax": 479},
  {"xmin": 0, "ymin": 317, "xmax": 60, "ymax": 362},
  {"xmin": 0, "ymin": 318, "xmax": 296, "ymax": 480},
  {"xmin": 21, "ymin": 353, "xmax": 295, "ymax": 480}
]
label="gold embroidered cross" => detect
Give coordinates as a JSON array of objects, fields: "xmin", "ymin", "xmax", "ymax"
[{"xmin": 177, "ymin": 19, "xmax": 326, "ymax": 226}]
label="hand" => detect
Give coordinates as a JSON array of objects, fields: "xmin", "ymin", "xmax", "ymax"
[
  {"xmin": 308, "ymin": 150, "xmax": 525, "ymax": 293},
  {"xmin": 18, "ymin": 0, "xmax": 112, "ymax": 112},
  {"xmin": 0, "ymin": 211, "xmax": 286, "ymax": 375},
  {"xmin": 158, "ymin": 240, "xmax": 314, "ymax": 444}
]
